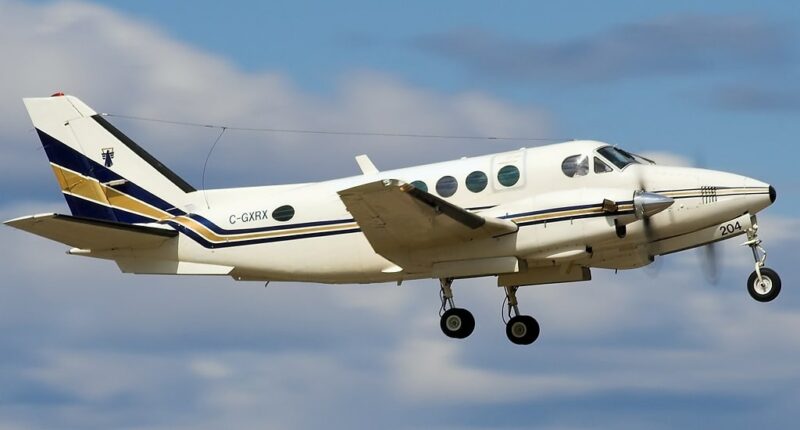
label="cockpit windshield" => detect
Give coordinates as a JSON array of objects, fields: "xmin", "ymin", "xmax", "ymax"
[{"xmin": 596, "ymin": 146, "xmax": 654, "ymax": 170}]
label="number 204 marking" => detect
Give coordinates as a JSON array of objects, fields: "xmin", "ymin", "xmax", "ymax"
[{"xmin": 719, "ymin": 221, "xmax": 742, "ymax": 236}]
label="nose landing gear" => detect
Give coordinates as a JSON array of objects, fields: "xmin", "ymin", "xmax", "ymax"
[{"xmin": 743, "ymin": 221, "xmax": 781, "ymax": 302}]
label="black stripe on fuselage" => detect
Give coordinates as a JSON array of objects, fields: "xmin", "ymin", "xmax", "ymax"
[
  {"xmin": 171, "ymin": 187, "xmax": 765, "ymax": 248},
  {"xmin": 501, "ymin": 201, "xmax": 634, "ymax": 220},
  {"xmin": 186, "ymin": 213, "xmax": 355, "ymax": 235},
  {"xmin": 167, "ymin": 220, "xmax": 362, "ymax": 249},
  {"xmin": 667, "ymin": 192, "xmax": 769, "ymax": 200},
  {"xmin": 515, "ymin": 209, "xmax": 636, "ymax": 227}
]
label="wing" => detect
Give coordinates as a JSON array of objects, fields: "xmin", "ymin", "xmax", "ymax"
[
  {"xmin": 5, "ymin": 213, "xmax": 176, "ymax": 251},
  {"xmin": 338, "ymin": 179, "xmax": 517, "ymax": 265}
]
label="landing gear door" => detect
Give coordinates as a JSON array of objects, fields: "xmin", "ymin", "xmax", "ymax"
[{"xmin": 491, "ymin": 150, "xmax": 526, "ymax": 192}]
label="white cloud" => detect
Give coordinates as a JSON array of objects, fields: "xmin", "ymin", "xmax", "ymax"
[
  {"xmin": 389, "ymin": 337, "xmax": 593, "ymax": 403},
  {"xmin": 639, "ymin": 151, "xmax": 694, "ymax": 167},
  {"xmin": 0, "ymin": 0, "xmax": 551, "ymax": 192},
  {"xmin": 189, "ymin": 358, "xmax": 233, "ymax": 380},
  {"xmin": 25, "ymin": 350, "xmax": 167, "ymax": 402}
]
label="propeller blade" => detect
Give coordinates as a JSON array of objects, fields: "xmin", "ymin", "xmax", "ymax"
[
  {"xmin": 630, "ymin": 165, "xmax": 674, "ymax": 259},
  {"xmin": 644, "ymin": 255, "xmax": 664, "ymax": 278},
  {"xmin": 700, "ymin": 242, "xmax": 720, "ymax": 285},
  {"xmin": 632, "ymin": 190, "xmax": 674, "ymax": 246}
]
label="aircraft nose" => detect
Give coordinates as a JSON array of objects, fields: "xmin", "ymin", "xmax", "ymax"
[{"xmin": 739, "ymin": 176, "xmax": 774, "ymax": 213}]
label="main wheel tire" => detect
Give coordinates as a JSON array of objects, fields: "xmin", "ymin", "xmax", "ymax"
[
  {"xmin": 440, "ymin": 308, "xmax": 475, "ymax": 339},
  {"xmin": 747, "ymin": 267, "xmax": 781, "ymax": 302},
  {"xmin": 506, "ymin": 315, "xmax": 540, "ymax": 345}
]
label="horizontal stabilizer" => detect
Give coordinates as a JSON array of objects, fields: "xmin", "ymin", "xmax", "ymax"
[{"xmin": 4, "ymin": 213, "xmax": 176, "ymax": 251}]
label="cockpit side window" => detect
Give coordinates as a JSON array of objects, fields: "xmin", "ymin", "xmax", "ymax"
[
  {"xmin": 594, "ymin": 157, "xmax": 613, "ymax": 174},
  {"xmin": 561, "ymin": 154, "xmax": 589, "ymax": 177},
  {"xmin": 597, "ymin": 146, "xmax": 639, "ymax": 169}
]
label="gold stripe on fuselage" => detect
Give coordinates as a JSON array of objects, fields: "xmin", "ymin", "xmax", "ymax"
[
  {"xmin": 171, "ymin": 215, "xmax": 359, "ymax": 244},
  {"xmin": 50, "ymin": 163, "xmax": 361, "ymax": 244},
  {"xmin": 511, "ymin": 203, "xmax": 633, "ymax": 224},
  {"xmin": 55, "ymin": 162, "xmax": 767, "ymax": 246},
  {"xmin": 660, "ymin": 187, "xmax": 768, "ymax": 198}
]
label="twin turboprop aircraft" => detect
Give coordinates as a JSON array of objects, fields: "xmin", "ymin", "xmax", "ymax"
[{"xmin": 6, "ymin": 94, "xmax": 781, "ymax": 345}]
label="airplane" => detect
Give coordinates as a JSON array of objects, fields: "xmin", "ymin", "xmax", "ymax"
[{"xmin": 5, "ymin": 93, "xmax": 782, "ymax": 345}]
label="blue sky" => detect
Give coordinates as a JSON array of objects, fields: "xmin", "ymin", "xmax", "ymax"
[{"xmin": 1, "ymin": 1, "xmax": 799, "ymax": 429}]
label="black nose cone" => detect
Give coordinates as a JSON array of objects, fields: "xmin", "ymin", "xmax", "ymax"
[{"xmin": 769, "ymin": 185, "xmax": 777, "ymax": 203}]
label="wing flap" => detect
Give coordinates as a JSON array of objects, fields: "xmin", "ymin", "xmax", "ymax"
[
  {"xmin": 5, "ymin": 213, "xmax": 176, "ymax": 250},
  {"xmin": 338, "ymin": 180, "xmax": 517, "ymax": 262}
]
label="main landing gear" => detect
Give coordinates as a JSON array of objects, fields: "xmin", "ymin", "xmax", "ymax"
[
  {"xmin": 437, "ymin": 278, "xmax": 540, "ymax": 345},
  {"xmin": 743, "ymin": 222, "xmax": 781, "ymax": 302},
  {"xmin": 503, "ymin": 286, "xmax": 540, "ymax": 345},
  {"xmin": 439, "ymin": 278, "xmax": 475, "ymax": 339}
]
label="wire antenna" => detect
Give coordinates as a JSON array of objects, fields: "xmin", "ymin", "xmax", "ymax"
[
  {"xmin": 100, "ymin": 112, "xmax": 570, "ymax": 143},
  {"xmin": 202, "ymin": 126, "xmax": 227, "ymax": 209}
]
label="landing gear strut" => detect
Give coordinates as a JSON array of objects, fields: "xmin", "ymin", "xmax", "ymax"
[
  {"xmin": 503, "ymin": 286, "xmax": 540, "ymax": 345},
  {"xmin": 438, "ymin": 278, "xmax": 475, "ymax": 339},
  {"xmin": 743, "ymin": 221, "xmax": 781, "ymax": 302}
]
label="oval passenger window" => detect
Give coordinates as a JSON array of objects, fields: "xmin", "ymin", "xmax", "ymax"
[
  {"xmin": 410, "ymin": 180, "xmax": 428, "ymax": 193},
  {"xmin": 497, "ymin": 165, "xmax": 520, "ymax": 187},
  {"xmin": 272, "ymin": 205, "xmax": 295, "ymax": 222},
  {"xmin": 465, "ymin": 171, "xmax": 488, "ymax": 193},
  {"xmin": 436, "ymin": 176, "xmax": 458, "ymax": 197}
]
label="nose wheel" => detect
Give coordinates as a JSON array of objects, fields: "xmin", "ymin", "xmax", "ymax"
[
  {"xmin": 438, "ymin": 278, "xmax": 475, "ymax": 339},
  {"xmin": 503, "ymin": 286, "xmax": 540, "ymax": 345},
  {"xmin": 748, "ymin": 268, "xmax": 781, "ymax": 302},
  {"xmin": 743, "ymin": 220, "xmax": 782, "ymax": 303}
]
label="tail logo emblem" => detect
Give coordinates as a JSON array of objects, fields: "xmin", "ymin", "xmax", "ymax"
[{"xmin": 101, "ymin": 148, "xmax": 115, "ymax": 167}]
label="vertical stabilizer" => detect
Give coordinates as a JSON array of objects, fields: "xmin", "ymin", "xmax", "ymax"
[{"xmin": 23, "ymin": 94, "xmax": 195, "ymax": 223}]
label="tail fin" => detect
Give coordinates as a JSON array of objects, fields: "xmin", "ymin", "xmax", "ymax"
[{"xmin": 23, "ymin": 94, "xmax": 194, "ymax": 223}]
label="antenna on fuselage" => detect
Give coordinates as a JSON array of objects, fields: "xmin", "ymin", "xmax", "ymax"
[
  {"xmin": 355, "ymin": 154, "xmax": 379, "ymax": 175},
  {"xmin": 100, "ymin": 113, "xmax": 571, "ymax": 143},
  {"xmin": 202, "ymin": 126, "xmax": 227, "ymax": 209}
]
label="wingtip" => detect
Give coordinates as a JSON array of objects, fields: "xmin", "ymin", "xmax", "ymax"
[{"xmin": 4, "ymin": 213, "xmax": 59, "ymax": 227}]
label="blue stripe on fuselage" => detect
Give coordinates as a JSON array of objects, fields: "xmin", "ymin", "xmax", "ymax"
[
  {"xmin": 501, "ymin": 201, "xmax": 635, "ymax": 220},
  {"xmin": 186, "ymin": 213, "xmax": 355, "ymax": 235},
  {"xmin": 166, "ymin": 220, "xmax": 362, "ymax": 249}
]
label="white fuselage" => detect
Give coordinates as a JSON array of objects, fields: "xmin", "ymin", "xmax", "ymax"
[{"xmin": 132, "ymin": 140, "xmax": 772, "ymax": 284}]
